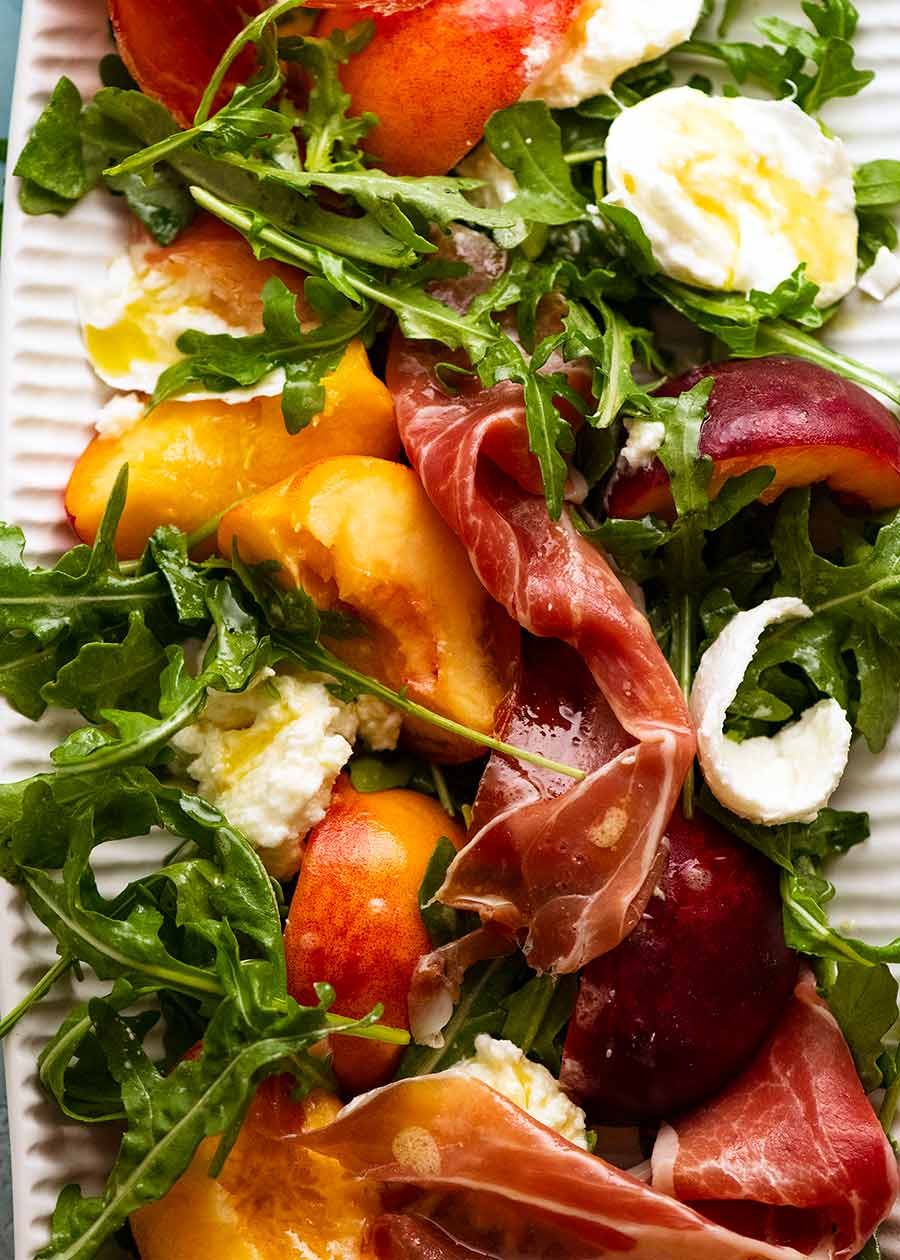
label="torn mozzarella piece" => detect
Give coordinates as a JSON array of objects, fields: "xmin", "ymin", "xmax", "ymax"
[
  {"xmin": 450, "ymin": 1036, "xmax": 589, "ymax": 1148},
  {"xmin": 173, "ymin": 669, "xmax": 400, "ymax": 877},
  {"xmin": 617, "ymin": 417, "xmax": 666, "ymax": 472},
  {"xmin": 523, "ymin": 0, "xmax": 704, "ymax": 110},
  {"xmin": 858, "ymin": 245, "xmax": 900, "ymax": 302},
  {"xmin": 690, "ymin": 597, "xmax": 852, "ymax": 825},
  {"xmin": 604, "ymin": 88, "xmax": 858, "ymax": 308},
  {"xmin": 95, "ymin": 392, "xmax": 147, "ymax": 439}
]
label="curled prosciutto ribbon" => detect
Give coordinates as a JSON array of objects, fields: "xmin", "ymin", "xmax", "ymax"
[
  {"xmin": 387, "ymin": 331, "xmax": 696, "ymax": 1031},
  {"xmin": 299, "ymin": 969, "xmax": 897, "ymax": 1260}
]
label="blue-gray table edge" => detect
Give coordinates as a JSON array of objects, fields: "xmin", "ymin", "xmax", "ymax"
[{"xmin": 2, "ymin": 1, "xmax": 26, "ymax": 1253}]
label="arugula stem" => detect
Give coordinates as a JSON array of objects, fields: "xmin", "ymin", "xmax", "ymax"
[
  {"xmin": 563, "ymin": 148, "xmax": 606, "ymax": 165},
  {"xmin": 880, "ymin": 1069, "xmax": 900, "ymax": 1136},
  {"xmin": 757, "ymin": 322, "xmax": 900, "ymax": 409},
  {"xmin": 325, "ymin": 1013, "xmax": 409, "ymax": 1045},
  {"xmin": 193, "ymin": 0, "xmax": 306, "ymax": 126},
  {"xmin": 0, "ymin": 955, "xmax": 73, "ymax": 1041},
  {"xmin": 673, "ymin": 589, "xmax": 696, "ymax": 818},
  {"xmin": 284, "ymin": 641, "xmax": 587, "ymax": 782},
  {"xmin": 430, "ymin": 764, "xmax": 456, "ymax": 818}
]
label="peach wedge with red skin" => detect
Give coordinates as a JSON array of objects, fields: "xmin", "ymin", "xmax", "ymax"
[
  {"xmin": 218, "ymin": 455, "xmax": 518, "ymax": 762},
  {"xmin": 605, "ymin": 356, "xmax": 900, "ymax": 521},
  {"xmin": 316, "ymin": 0, "xmax": 582, "ymax": 175},
  {"xmin": 284, "ymin": 776, "xmax": 465, "ymax": 1095}
]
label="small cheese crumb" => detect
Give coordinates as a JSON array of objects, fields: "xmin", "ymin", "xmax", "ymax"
[
  {"xmin": 858, "ymin": 245, "xmax": 900, "ymax": 302},
  {"xmin": 617, "ymin": 418, "xmax": 666, "ymax": 472},
  {"xmin": 450, "ymin": 1035, "xmax": 589, "ymax": 1149},
  {"xmin": 95, "ymin": 393, "xmax": 146, "ymax": 439},
  {"xmin": 173, "ymin": 669, "xmax": 400, "ymax": 877}
]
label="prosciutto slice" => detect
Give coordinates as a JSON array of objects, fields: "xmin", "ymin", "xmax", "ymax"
[
  {"xmin": 388, "ymin": 336, "xmax": 696, "ymax": 978},
  {"xmin": 301, "ymin": 1072, "xmax": 856, "ymax": 1260},
  {"xmin": 652, "ymin": 969, "xmax": 899, "ymax": 1260}
]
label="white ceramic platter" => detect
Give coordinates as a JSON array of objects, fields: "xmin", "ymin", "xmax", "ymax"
[{"xmin": 2, "ymin": 0, "xmax": 900, "ymax": 1256}]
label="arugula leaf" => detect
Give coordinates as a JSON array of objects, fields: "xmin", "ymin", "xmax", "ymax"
[
  {"xmin": 774, "ymin": 489, "xmax": 900, "ymax": 639},
  {"xmin": 149, "ymin": 276, "xmax": 371, "ymax": 430},
  {"xmin": 855, "ymin": 159, "xmax": 900, "ymax": 208},
  {"xmin": 483, "ymin": 102, "xmax": 587, "ymax": 226},
  {"xmin": 681, "ymin": 0, "xmax": 874, "ymax": 112},
  {"xmin": 46, "ymin": 581, "xmax": 267, "ymax": 776},
  {"xmin": 15, "ymin": 78, "xmax": 98, "ymax": 212},
  {"xmin": 37, "ymin": 988, "xmax": 382, "ymax": 1260},
  {"xmin": 40, "ymin": 613, "xmax": 166, "ymax": 722},
  {"xmin": 652, "ymin": 267, "xmax": 824, "ymax": 357},
  {"xmin": 220, "ymin": 155, "xmax": 521, "ymax": 237},
  {"xmin": 817, "ymin": 958, "xmax": 899, "ymax": 1092},
  {"xmin": 280, "ymin": 25, "xmax": 376, "ymax": 172},
  {"xmin": 701, "ymin": 789, "xmax": 900, "ymax": 1081},
  {"xmin": 500, "ymin": 974, "xmax": 578, "ymax": 1075}
]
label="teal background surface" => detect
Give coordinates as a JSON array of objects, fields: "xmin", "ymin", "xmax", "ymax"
[{"xmin": 1, "ymin": 2, "xmax": 24, "ymax": 1252}]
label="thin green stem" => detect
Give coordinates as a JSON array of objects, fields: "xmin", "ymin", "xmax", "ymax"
[
  {"xmin": 194, "ymin": 0, "xmax": 305, "ymax": 125},
  {"xmin": 284, "ymin": 641, "xmax": 587, "ymax": 782},
  {"xmin": 563, "ymin": 147, "xmax": 606, "ymax": 165},
  {"xmin": 0, "ymin": 956, "xmax": 74, "ymax": 1041},
  {"xmin": 674, "ymin": 589, "xmax": 696, "ymax": 818},
  {"xmin": 430, "ymin": 763, "xmax": 456, "ymax": 818},
  {"xmin": 880, "ymin": 1065, "xmax": 900, "ymax": 1136},
  {"xmin": 325, "ymin": 1013, "xmax": 409, "ymax": 1045}
]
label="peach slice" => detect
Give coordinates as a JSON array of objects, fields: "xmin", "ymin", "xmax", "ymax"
[
  {"xmin": 108, "ymin": 0, "xmax": 260, "ymax": 128},
  {"xmin": 66, "ymin": 342, "xmax": 398, "ymax": 559},
  {"xmin": 218, "ymin": 455, "xmax": 518, "ymax": 761},
  {"xmin": 316, "ymin": 0, "xmax": 582, "ymax": 175},
  {"xmin": 284, "ymin": 776, "xmax": 465, "ymax": 1094},
  {"xmin": 605, "ymin": 356, "xmax": 900, "ymax": 520},
  {"xmin": 130, "ymin": 1083, "xmax": 381, "ymax": 1259}
]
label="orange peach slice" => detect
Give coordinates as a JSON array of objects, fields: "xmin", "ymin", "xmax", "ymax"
[
  {"xmin": 131, "ymin": 1083, "xmax": 380, "ymax": 1259},
  {"xmin": 66, "ymin": 342, "xmax": 398, "ymax": 559},
  {"xmin": 218, "ymin": 455, "xmax": 518, "ymax": 760},
  {"xmin": 284, "ymin": 776, "xmax": 464, "ymax": 1093}
]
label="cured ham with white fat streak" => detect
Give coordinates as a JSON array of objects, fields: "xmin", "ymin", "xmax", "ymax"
[
  {"xmin": 300, "ymin": 1064, "xmax": 891, "ymax": 1259},
  {"xmin": 387, "ymin": 333, "xmax": 695, "ymax": 980},
  {"xmin": 652, "ymin": 969, "xmax": 899, "ymax": 1260}
]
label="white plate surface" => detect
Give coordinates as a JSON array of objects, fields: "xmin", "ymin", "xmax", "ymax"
[{"xmin": 2, "ymin": 1, "xmax": 900, "ymax": 1256}]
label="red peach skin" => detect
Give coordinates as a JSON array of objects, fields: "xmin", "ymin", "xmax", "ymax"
[
  {"xmin": 108, "ymin": 0, "xmax": 258, "ymax": 126},
  {"xmin": 316, "ymin": 0, "xmax": 582, "ymax": 174},
  {"xmin": 284, "ymin": 777, "xmax": 465, "ymax": 1095},
  {"xmin": 606, "ymin": 356, "xmax": 900, "ymax": 520},
  {"xmin": 560, "ymin": 807, "xmax": 798, "ymax": 1123}
]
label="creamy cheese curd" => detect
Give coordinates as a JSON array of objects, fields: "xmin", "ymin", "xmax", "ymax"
[
  {"xmin": 859, "ymin": 245, "xmax": 900, "ymax": 301},
  {"xmin": 451, "ymin": 1036, "xmax": 589, "ymax": 1149},
  {"xmin": 80, "ymin": 244, "xmax": 285, "ymax": 399},
  {"xmin": 604, "ymin": 87, "xmax": 859, "ymax": 307},
  {"xmin": 690, "ymin": 598, "xmax": 852, "ymax": 825},
  {"xmin": 95, "ymin": 392, "xmax": 146, "ymax": 439},
  {"xmin": 617, "ymin": 417, "xmax": 666, "ymax": 472},
  {"xmin": 524, "ymin": 0, "xmax": 704, "ymax": 109},
  {"xmin": 461, "ymin": 0, "xmax": 703, "ymax": 205},
  {"xmin": 173, "ymin": 670, "xmax": 401, "ymax": 878}
]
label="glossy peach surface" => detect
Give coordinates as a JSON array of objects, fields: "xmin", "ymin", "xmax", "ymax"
[
  {"xmin": 131, "ymin": 1084, "xmax": 380, "ymax": 1258},
  {"xmin": 66, "ymin": 342, "xmax": 398, "ymax": 558},
  {"xmin": 284, "ymin": 777, "xmax": 464, "ymax": 1093},
  {"xmin": 316, "ymin": 0, "xmax": 581, "ymax": 174},
  {"xmin": 219, "ymin": 456, "xmax": 517, "ymax": 760}
]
